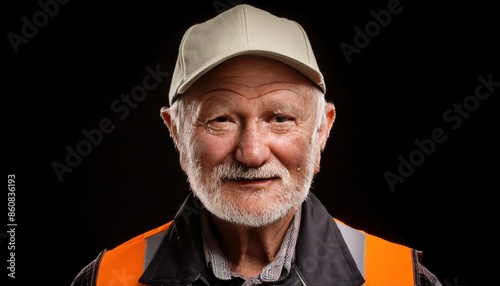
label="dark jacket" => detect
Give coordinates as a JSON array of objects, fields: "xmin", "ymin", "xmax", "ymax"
[{"xmin": 71, "ymin": 193, "xmax": 442, "ymax": 286}]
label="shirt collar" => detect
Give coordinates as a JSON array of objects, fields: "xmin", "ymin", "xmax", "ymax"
[
  {"xmin": 200, "ymin": 207, "xmax": 301, "ymax": 283},
  {"xmin": 139, "ymin": 193, "xmax": 364, "ymax": 286}
]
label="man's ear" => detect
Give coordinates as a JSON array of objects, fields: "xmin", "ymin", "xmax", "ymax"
[
  {"xmin": 314, "ymin": 102, "xmax": 336, "ymax": 174},
  {"xmin": 319, "ymin": 102, "xmax": 336, "ymax": 150},
  {"xmin": 160, "ymin": 106, "xmax": 187, "ymax": 171}
]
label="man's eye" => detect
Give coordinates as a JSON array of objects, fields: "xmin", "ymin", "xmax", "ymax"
[
  {"xmin": 274, "ymin": 115, "xmax": 291, "ymax": 123},
  {"xmin": 205, "ymin": 116, "xmax": 233, "ymax": 133},
  {"xmin": 206, "ymin": 116, "xmax": 231, "ymax": 127},
  {"xmin": 214, "ymin": 116, "xmax": 229, "ymax": 123}
]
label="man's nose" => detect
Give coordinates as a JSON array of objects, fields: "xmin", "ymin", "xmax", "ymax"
[{"xmin": 234, "ymin": 123, "xmax": 271, "ymax": 168}]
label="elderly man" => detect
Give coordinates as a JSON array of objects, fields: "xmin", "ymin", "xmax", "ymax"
[{"xmin": 71, "ymin": 4, "xmax": 442, "ymax": 286}]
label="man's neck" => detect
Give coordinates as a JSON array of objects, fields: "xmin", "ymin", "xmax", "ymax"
[{"xmin": 209, "ymin": 208, "xmax": 298, "ymax": 279}]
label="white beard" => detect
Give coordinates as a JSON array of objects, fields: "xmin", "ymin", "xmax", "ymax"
[{"xmin": 183, "ymin": 139, "xmax": 319, "ymax": 227}]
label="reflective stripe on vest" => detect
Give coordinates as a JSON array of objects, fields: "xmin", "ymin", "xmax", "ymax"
[
  {"xmin": 96, "ymin": 220, "xmax": 415, "ymax": 286},
  {"xmin": 335, "ymin": 219, "xmax": 416, "ymax": 286}
]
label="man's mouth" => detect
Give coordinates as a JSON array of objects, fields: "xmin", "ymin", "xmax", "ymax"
[{"xmin": 223, "ymin": 176, "xmax": 279, "ymax": 184}]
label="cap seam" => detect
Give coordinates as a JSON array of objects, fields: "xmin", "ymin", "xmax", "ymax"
[{"xmin": 242, "ymin": 4, "xmax": 249, "ymax": 47}]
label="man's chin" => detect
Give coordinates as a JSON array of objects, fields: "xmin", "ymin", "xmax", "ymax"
[
  {"xmin": 213, "ymin": 212, "xmax": 286, "ymax": 228},
  {"xmin": 193, "ymin": 187, "xmax": 309, "ymax": 227},
  {"xmin": 207, "ymin": 202, "xmax": 297, "ymax": 228}
]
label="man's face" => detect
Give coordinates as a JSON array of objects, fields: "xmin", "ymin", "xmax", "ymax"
[{"xmin": 166, "ymin": 55, "xmax": 334, "ymax": 227}]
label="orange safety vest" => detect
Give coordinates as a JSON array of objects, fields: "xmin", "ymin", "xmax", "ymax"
[{"xmin": 96, "ymin": 219, "xmax": 415, "ymax": 286}]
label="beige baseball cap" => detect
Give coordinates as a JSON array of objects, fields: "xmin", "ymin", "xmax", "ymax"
[{"xmin": 168, "ymin": 4, "xmax": 326, "ymax": 105}]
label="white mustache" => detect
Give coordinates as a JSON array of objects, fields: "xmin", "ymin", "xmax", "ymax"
[{"xmin": 212, "ymin": 162, "xmax": 289, "ymax": 182}]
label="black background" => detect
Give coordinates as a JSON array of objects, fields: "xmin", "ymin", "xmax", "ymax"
[{"xmin": 3, "ymin": 0, "xmax": 499, "ymax": 285}]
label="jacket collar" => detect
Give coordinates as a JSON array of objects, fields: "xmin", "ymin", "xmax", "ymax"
[{"xmin": 139, "ymin": 193, "xmax": 364, "ymax": 286}]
